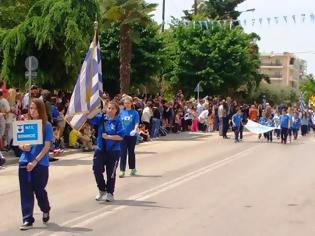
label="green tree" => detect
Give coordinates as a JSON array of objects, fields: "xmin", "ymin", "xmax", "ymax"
[
  {"xmin": 0, "ymin": 0, "xmax": 99, "ymax": 88},
  {"xmin": 100, "ymin": 21, "xmax": 164, "ymax": 96},
  {"xmin": 184, "ymin": 0, "xmax": 245, "ymax": 21},
  {"xmin": 100, "ymin": 0, "xmax": 157, "ymax": 94},
  {"xmin": 162, "ymin": 23, "xmax": 260, "ymax": 97},
  {"xmin": 0, "ymin": 0, "xmax": 36, "ymax": 29},
  {"xmin": 300, "ymin": 74, "xmax": 315, "ymax": 102}
]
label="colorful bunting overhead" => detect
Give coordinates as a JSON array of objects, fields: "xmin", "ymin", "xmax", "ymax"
[{"xmin": 179, "ymin": 13, "xmax": 315, "ymax": 29}]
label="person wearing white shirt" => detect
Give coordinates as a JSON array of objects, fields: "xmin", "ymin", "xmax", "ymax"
[
  {"xmin": 0, "ymin": 90, "xmax": 10, "ymax": 150},
  {"xmin": 198, "ymin": 105, "xmax": 209, "ymax": 131},
  {"xmin": 197, "ymin": 99, "xmax": 205, "ymax": 116},
  {"xmin": 141, "ymin": 102, "xmax": 153, "ymax": 131}
]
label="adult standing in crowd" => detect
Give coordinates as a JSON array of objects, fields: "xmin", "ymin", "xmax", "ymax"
[
  {"xmin": 0, "ymin": 90, "xmax": 10, "ymax": 150},
  {"xmin": 6, "ymin": 88, "xmax": 17, "ymax": 148},
  {"xmin": 141, "ymin": 101, "xmax": 153, "ymax": 131},
  {"xmin": 18, "ymin": 99, "xmax": 53, "ymax": 230},
  {"xmin": 119, "ymin": 96, "xmax": 139, "ymax": 178}
]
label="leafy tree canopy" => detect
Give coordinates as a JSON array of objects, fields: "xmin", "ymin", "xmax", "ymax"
[
  {"xmin": 300, "ymin": 74, "xmax": 315, "ymax": 102},
  {"xmin": 184, "ymin": 0, "xmax": 245, "ymax": 21},
  {"xmin": 100, "ymin": 21, "xmax": 164, "ymax": 96},
  {"xmin": 162, "ymin": 23, "xmax": 260, "ymax": 97},
  {"xmin": 0, "ymin": 0, "xmax": 99, "ymax": 89}
]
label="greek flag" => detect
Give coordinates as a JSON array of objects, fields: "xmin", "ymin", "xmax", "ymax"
[
  {"xmin": 65, "ymin": 35, "xmax": 103, "ymax": 130},
  {"xmin": 300, "ymin": 92, "xmax": 305, "ymax": 112}
]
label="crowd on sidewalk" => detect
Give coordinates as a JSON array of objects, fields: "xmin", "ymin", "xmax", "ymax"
[{"xmin": 0, "ymin": 84, "xmax": 314, "ymax": 167}]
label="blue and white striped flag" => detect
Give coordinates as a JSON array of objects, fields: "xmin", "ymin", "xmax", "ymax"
[
  {"xmin": 65, "ymin": 35, "xmax": 103, "ymax": 130},
  {"xmin": 300, "ymin": 92, "xmax": 306, "ymax": 112}
]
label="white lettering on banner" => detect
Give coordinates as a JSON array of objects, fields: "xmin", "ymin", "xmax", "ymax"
[
  {"xmin": 17, "ymin": 134, "xmax": 36, "ymax": 139},
  {"xmin": 245, "ymin": 120, "xmax": 276, "ymax": 135}
]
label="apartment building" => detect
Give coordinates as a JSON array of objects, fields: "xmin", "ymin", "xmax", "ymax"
[{"xmin": 260, "ymin": 52, "xmax": 306, "ymax": 89}]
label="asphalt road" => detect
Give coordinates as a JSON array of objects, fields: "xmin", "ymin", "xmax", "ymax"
[{"xmin": 1, "ymin": 132, "xmax": 315, "ymax": 236}]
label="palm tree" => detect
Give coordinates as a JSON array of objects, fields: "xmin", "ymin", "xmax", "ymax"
[{"xmin": 101, "ymin": 0, "xmax": 157, "ymax": 94}]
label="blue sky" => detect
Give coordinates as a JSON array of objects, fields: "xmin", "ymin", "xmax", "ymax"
[{"xmin": 147, "ymin": 0, "xmax": 315, "ymax": 74}]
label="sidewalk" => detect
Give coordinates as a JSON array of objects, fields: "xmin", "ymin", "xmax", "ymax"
[{"xmin": 2, "ymin": 131, "xmax": 223, "ymax": 166}]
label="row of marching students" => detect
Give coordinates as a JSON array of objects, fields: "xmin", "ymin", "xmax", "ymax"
[
  {"xmin": 231, "ymin": 105, "xmax": 314, "ymax": 144},
  {"xmin": 18, "ymin": 96, "xmax": 139, "ymax": 230},
  {"xmin": 255, "ymin": 107, "xmax": 312, "ymax": 144}
]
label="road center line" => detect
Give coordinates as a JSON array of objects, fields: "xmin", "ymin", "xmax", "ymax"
[{"xmin": 32, "ymin": 144, "xmax": 259, "ymax": 236}]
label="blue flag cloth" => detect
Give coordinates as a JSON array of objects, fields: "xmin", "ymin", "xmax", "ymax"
[{"xmin": 66, "ymin": 35, "xmax": 103, "ymax": 130}]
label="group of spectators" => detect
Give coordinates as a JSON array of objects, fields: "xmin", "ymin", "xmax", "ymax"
[{"xmin": 0, "ymin": 84, "xmax": 314, "ymax": 167}]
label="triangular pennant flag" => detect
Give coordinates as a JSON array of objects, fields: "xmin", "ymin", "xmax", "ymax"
[
  {"xmin": 259, "ymin": 18, "xmax": 263, "ymax": 25},
  {"xmin": 267, "ymin": 17, "xmax": 271, "ymax": 24},
  {"xmin": 292, "ymin": 15, "xmax": 296, "ymax": 23},
  {"xmin": 301, "ymin": 13, "xmax": 306, "ymax": 23},
  {"xmin": 252, "ymin": 19, "xmax": 255, "ymax": 26},
  {"xmin": 283, "ymin": 16, "xmax": 288, "ymax": 23},
  {"xmin": 274, "ymin": 17, "xmax": 279, "ymax": 24}
]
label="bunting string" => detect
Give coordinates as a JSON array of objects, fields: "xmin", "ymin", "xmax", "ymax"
[{"xmin": 179, "ymin": 13, "xmax": 315, "ymax": 29}]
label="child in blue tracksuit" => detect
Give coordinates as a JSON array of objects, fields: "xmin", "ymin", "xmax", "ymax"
[
  {"xmin": 266, "ymin": 114, "xmax": 274, "ymax": 142},
  {"xmin": 18, "ymin": 99, "xmax": 53, "ymax": 230},
  {"xmin": 258, "ymin": 112, "xmax": 267, "ymax": 140},
  {"xmin": 232, "ymin": 108, "xmax": 241, "ymax": 143},
  {"xmin": 291, "ymin": 111, "xmax": 301, "ymax": 140},
  {"xmin": 279, "ymin": 108, "xmax": 290, "ymax": 144},
  {"xmin": 89, "ymin": 101, "xmax": 125, "ymax": 202},
  {"xmin": 119, "ymin": 96, "xmax": 139, "ymax": 178}
]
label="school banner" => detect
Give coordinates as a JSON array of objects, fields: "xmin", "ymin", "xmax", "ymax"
[{"xmin": 244, "ymin": 120, "xmax": 276, "ymax": 135}]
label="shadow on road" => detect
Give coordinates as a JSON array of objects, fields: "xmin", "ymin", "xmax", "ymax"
[
  {"xmin": 33, "ymin": 222, "xmax": 92, "ymax": 233},
  {"xmin": 136, "ymin": 151, "xmax": 158, "ymax": 155},
  {"xmin": 243, "ymin": 140, "xmax": 304, "ymax": 145},
  {"xmin": 102, "ymin": 199, "xmax": 170, "ymax": 209},
  {"xmin": 51, "ymin": 159, "xmax": 92, "ymax": 167}
]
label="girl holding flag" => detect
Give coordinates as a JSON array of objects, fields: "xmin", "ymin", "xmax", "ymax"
[
  {"xmin": 18, "ymin": 99, "xmax": 53, "ymax": 230},
  {"xmin": 89, "ymin": 101, "xmax": 125, "ymax": 202}
]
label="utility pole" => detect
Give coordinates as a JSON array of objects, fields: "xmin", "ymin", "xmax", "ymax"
[
  {"xmin": 194, "ymin": 0, "xmax": 197, "ymax": 15},
  {"xmin": 162, "ymin": 0, "xmax": 166, "ymax": 32}
]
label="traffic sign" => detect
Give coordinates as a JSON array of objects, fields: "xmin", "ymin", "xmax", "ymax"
[
  {"xmin": 25, "ymin": 56, "xmax": 38, "ymax": 71},
  {"xmin": 194, "ymin": 83, "xmax": 203, "ymax": 93},
  {"xmin": 13, "ymin": 120, "xmax": 43, "ymax": 145},
  {"xmin": 25, "ymin": 71, "xmax": 38, "ymax": 78}
]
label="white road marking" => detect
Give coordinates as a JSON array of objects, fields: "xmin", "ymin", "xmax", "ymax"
[{"xmin": 32, "ymin": 145, "xmax": 259, "ymax": 236}]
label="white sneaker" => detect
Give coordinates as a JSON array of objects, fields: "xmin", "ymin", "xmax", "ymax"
[
  {"xmin": 95, "ymin": 191, "xmax": 106, "ymax": 201},
  {"xmin": 106, "ymin": 193, "xmax": 114, "ymax": 202}
]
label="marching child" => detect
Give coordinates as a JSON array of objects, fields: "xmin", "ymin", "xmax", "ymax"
[
  {"xmin": 291, "ymin": 111, "xmax": 301, "ymax": 140},
  {"xmin": 232, "ymin": 107, "xmax": 242, "ymax": 143},
  {"xmin": 279, "ymin": 108, "xmax": 290, "ymax": 144},
  {"xmin": 266, "ymin": 114, "xmax": 274, "ymax": 142}
]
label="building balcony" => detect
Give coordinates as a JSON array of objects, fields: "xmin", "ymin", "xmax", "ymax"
[{"xmin": 260, "ymin": 63, "xmax": 283, "ymax": 69}]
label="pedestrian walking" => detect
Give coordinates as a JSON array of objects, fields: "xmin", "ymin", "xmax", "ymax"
[
  {"xmin": 291, "ymin": 111, "xmax": 301, "ymax": 140},
  {"xmin": 18, "ymin": 99, "xmax": 53, "ymax": 230},
  {"xmin": 232, "ymin": 107, "xmax": 241, "ymax": 143},
  {"xmin": 119, "ymin": 96, "xmax": 139, "ymax": 178},
  {"xmin": 280, "ymin": 108, "xmax": 290, "ymax": 144},
  {"xmin": 89, "ymin": 101, "xmax": 124, "ymax": 202}
]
